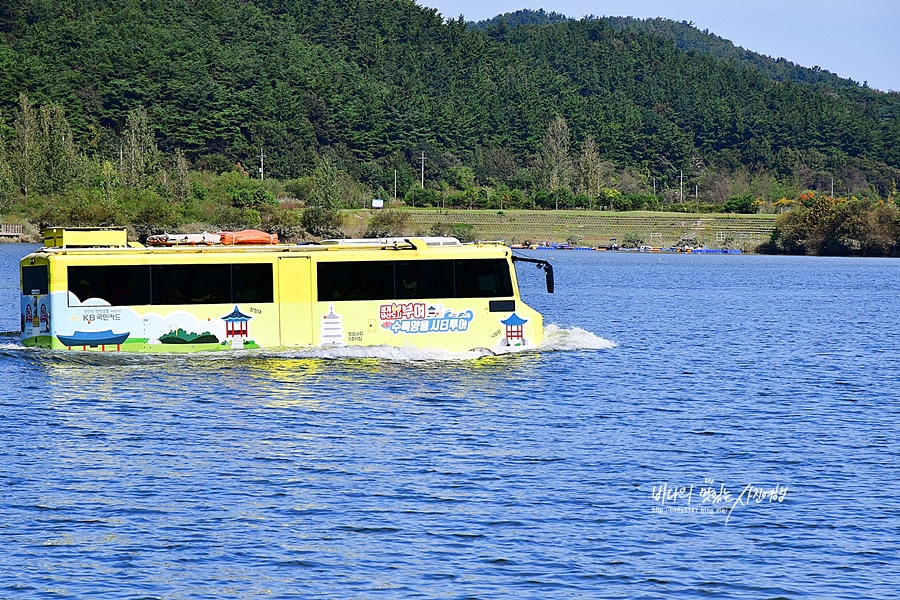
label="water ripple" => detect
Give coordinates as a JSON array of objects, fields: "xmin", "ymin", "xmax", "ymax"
[{"xmin": 1, "ymin": 248, "xmax": 900, "ymax": 597}]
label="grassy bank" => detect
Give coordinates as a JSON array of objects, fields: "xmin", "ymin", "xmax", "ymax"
[
  {"xmin": 2, "ymin": 209, "xmax": 777, "ymax": 250},
  {"xmin": 350, "ymin": 209, "xmax": 777, "ymax": 250}
]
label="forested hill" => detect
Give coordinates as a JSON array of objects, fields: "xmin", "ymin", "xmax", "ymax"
[
  {"xmin": 471, "ymin": 8, "xmax": 572, "ymax": 28},
  {"xmin": 474, "ymin": 10, "xmax": 899, "ymax": 101},
  {"xmin": 602, "ymin": 17, "xmax": 874, "ymax": 95},
  {"xmin": 1, "ymin": 0, "xmax": 899, "ymax": 196}
]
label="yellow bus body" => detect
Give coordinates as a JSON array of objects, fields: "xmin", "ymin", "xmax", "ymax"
[{"xmin": 20, "ymin": 232, "xmax": 544, "ymax": 354}]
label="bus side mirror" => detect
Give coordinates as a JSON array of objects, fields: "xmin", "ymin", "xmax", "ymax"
[{"xmin": 512, "ymin": 255, "xmax": 554, "ymax": 294}]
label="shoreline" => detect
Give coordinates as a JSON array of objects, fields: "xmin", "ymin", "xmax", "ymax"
[{"xmin": 1, "ymin": 210, "xmax": 775, "ymax": 251}]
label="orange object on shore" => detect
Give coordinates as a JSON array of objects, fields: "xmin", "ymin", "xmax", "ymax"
[{"xmin": 218, "ymin": 230, "xmax": 278, "ymax": 245}]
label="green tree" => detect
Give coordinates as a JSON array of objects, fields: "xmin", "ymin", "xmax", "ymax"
[
  {"xmin": 0, "ymin": 141, "xmax": 15, "ymax": 212},
  {"xmin": 447, "ymin": 165, "xmax": 476, "ymax": 191},
  {"xmin": 474, "ymin": 146, "xmax": 518, "ymax": 186},
  {"xmin": 452, "ymin": 223, "xmax": 476, "ymax": 242},
  {"xmin": 405, "ymin": 187, "xmax": 439, "ymax": 207},
  {"xmin": 98, "ymin": 160, "xmax": 119, "ymax": 205},
  {"xmin": 301, "ymin": 206, "xmax": 343, "ymax": 238},
  {"xmin": 171, "ymin": 149, "xmax": 190, "ymax": 203},
  {"xmin": 309, "ymin": 155, "xmax": 343, "ymax": 213},
  {"xmin": 230, "ymin": 186, "xmax": 277, "ymax": 209},
  {"xmin": 121, "ymin": 108, "xmax": 159, "ymax": 189},
  {"xmin": 621, "ymin": 232, "xmax": 645, "ymax": 248},
  {"xmin": 364, "ymin": 210, "xmax": 409, "ymax": 237},
  {"xmin": 575, "ymin": 136, "xmax": 603, "ymax": 209},
  {"xmin": 600, "ymin": 187, "xmax": 623, "ymax": 210},
  {"xmin": 767, "ymin": 209, "xmax": 808, "ymax": 254},
  {"xmin": 537, "ymin": 115, "xmax": 572, "ymax": 197},
  {"xmin": 723, "ymin": 194, "xmax": 755, "ymax": 214},
  {"xmin": 37, "ymin": 102, "xmax": 79, "ymax": 195},
  {"xmin": 552, "ymin": 187, "xmax": 574, "ymax": 210},
  {"xmin": 302, "ymin": 155, "xmax": 345, "ymax": 238},
  {"xmin": 10, "ymin": 94, "xmax": 40, "ymax": 202}
]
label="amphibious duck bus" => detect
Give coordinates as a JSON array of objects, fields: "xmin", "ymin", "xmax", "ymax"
[{"xmin": 20, "ymin": 228, "xmax": 553, "ymax": 353}]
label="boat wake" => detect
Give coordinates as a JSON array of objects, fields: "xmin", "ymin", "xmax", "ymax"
[
  {"xmin": 540, "ymin": 323, "xmax": 617, "ymax": 351},
  {"xmin": 257, "ymin": 345, "xmax": 491, "ymax": 362},
  {"xmin": 0, "ymin": 325, "xmax": 615, "ymax": 363},
  {"xmin": 254, "ymin": 325, "xmax": 613, "ymax": 361}
]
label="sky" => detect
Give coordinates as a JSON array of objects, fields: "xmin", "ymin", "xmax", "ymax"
[{"xmin": 416, "ymin": 0, "xmax": 900, "ymax": 93}]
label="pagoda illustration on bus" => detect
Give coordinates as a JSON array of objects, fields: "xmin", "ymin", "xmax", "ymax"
[{"xmin": 498, "ymin": 312, "xmax": 531, "ymax": 348}]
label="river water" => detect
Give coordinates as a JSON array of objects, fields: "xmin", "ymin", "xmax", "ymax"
[{"xmin": 1, "ymin": 243, "xmax": 898, "ymax": 598}]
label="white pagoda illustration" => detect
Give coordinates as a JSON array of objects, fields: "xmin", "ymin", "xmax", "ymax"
[{"xmin": 319, "ymin": 303, "xmax": 345, "ymax": 345}]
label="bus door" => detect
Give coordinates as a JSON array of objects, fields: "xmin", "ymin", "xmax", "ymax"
[
  {"xmin": 21, "ymin": 262, "xmax": 51, "ymax": 345},
  {"xmin": 277, "ymin": 256, "xmax": 313, "ymax": 347}
]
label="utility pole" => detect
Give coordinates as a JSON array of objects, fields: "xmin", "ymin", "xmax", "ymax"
[
  {"xmin": 259, "ymin": 146, "xmax": 265, "ymax": 181},
  {"xmin": 394, "ymin": 169, "xmax": 397, "ymax": 202},
  {"xmin": 420, "ymin": 151, "xmax": 425, "ymax": 188},
  {"xmin": 680, "ymin": 170, "xmax": 683, "ymax": 204}
]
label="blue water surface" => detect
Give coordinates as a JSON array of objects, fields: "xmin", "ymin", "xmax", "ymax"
[{"xmin": 1, "ymin": 243, "xmax": 899, "ymax": 598}]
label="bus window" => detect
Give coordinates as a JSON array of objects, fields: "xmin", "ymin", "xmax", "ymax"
[
  {"xmin": 22, "ymin": 265, "xmax": 49, "ymax": 295},
  {"xmin": 454, "ymin": 259, "xmax": 513, "ymax": 298},
  {"xmin": 68, "ymin": 266, "xmax": 151, "ymax": 306},
  {"xmin": 318, "ymin": 261, "xmax": 394, "ymax": 301},
  {"xmin": 233, "ymin": 264, "xmax": 274, "ymax": 303},
  {"xmin": 152, "ymin": 264, "xmax": 230, "ymax": 305},
  {"xmin": 395, "ymin": 260, "xmax": 454, "ymax": 299},
  {"xmin": 318, "ymin": 259, "xmax": 513, "ymax": 301}
]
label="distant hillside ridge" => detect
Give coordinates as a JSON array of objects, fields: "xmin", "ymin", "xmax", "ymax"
[
  {"xmin": 470, "ymin": 8, "xmax": 572, "ymax": 29},
  {"xmin": 472, "ymin": 10, "xmax": 899, "ymax": 105}
]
